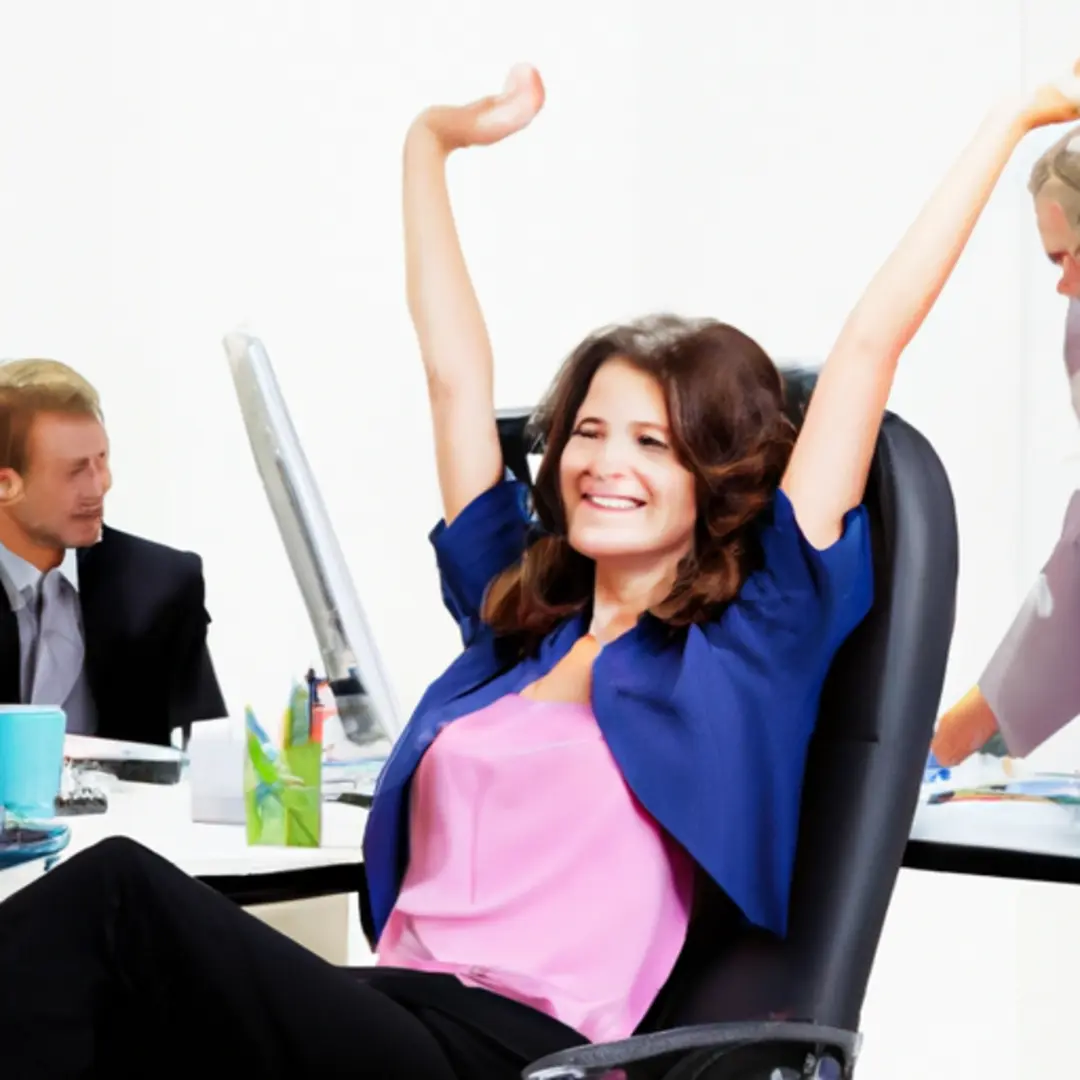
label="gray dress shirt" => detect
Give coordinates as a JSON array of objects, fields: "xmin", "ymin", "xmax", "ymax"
[{"xmin": 0, "ymin": 542, "xmax": 98, "ymax": 734}]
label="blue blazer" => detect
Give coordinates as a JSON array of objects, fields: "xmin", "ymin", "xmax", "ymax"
[{"xmin": 363, "ymin": 479, "xmax": 873, "ymax": 942}]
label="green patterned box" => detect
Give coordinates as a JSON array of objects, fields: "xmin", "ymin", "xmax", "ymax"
[{"xmin": 243, "ymin": 682, "xmax": 322, "ymax": 848}]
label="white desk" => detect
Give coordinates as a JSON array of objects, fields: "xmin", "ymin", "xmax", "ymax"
[
  {"xmin": 906, "ymin": 758, "xmax": 1080, "ymax": 888},
  {"xmin": 0, "ymin": 777, "xmax": 367, "ymax": 904},
  {"xmin": 911, "ymin": 797, "xmax": 1080, "ymax": 858}
]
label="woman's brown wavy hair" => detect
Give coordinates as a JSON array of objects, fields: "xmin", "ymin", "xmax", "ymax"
[{"xmin": 482, "ymin": 315, "xmax": 797, "ymax": 651}]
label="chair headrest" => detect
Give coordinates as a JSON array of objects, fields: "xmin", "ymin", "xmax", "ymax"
[{"xmin": 777, "ymin": 364, "xmax": 820, "ymax": 429}]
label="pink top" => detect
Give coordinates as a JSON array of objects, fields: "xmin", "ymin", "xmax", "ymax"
[{"xmin": 376, "ymin": 693, "xmax": 695, "ymax": 1043}]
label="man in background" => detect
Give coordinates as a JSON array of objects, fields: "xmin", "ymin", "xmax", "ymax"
[
  {"xmin": 0, "ymin": 358, "xmax": 226, "ymax": 746},
  {"xmin": 932, "ymin": 125, "xmax": 1080, "ymax": 765}
]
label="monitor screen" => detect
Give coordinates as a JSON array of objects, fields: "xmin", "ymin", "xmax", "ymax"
[{"xmin": 223, "ymin": 331, "xmax": 402, "ymax": 748}]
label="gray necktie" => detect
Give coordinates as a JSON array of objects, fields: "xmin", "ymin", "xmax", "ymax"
[{"xmin": 30, "ymin": 569, "xmax": 83, "ymax": 709}]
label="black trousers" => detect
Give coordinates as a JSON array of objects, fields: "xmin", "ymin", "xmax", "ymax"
[{"xmin": 0, "ymin": 837, "xmax": 583, "ymax": 1079}]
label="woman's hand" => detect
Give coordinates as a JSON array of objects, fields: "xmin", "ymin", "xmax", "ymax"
[
  {"xmin": 411, "ymin": 63, "xmax": 545, "ymax": 154},
  {"xmin": 1023, "ymin": 57, "xmax": 1080, "ymax": 130},
  {"xmin": 930, "ymin": 687, "xmax": 1000, "ymax": 767}
]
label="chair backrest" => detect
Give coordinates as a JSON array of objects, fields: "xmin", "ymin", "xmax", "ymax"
[{"xmin": 495, "ymin": 367, "xmax": 959, "ymax": 1034}]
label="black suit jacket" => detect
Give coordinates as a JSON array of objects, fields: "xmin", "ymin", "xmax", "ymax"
[{"xmin": 0, "ymin": 526, "xmax": 227, "ymax": 746}]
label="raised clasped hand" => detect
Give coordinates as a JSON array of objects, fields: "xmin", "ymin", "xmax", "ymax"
[{"xmin": 413, "ymin": 63, "xmax": 546, "ymax": 153}]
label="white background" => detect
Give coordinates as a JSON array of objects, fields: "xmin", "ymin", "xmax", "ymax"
[{"xmin": 2, "ymin": 1, "xmax": 1080, "ymax": 1075}]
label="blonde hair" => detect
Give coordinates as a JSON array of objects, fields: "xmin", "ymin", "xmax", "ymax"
[
  {"xmin": 1029, "ymin": 124, "xmax": 1080, "ymax": 233},
  {"xmin": 0, "ymin": 359, "xmax": 103, "ymax": 474}
]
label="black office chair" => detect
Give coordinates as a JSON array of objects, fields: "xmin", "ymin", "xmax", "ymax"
[{"xmin": 489, "ymin": 367, "xmax": 960, "ymax": 1079}]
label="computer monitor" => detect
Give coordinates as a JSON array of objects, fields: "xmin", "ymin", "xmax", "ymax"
[{"xmin": 223, "ymin": 331, "xmax": 403, "ymax": 746}]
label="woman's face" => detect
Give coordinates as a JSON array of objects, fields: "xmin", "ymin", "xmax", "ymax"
[
  {"xmin": 559, "ymin": 358, "xmax": 697, "ymax": 566},
  {"xmin": 1035, "ymin": 194, "xmax": 1080, "ymax": 298}
]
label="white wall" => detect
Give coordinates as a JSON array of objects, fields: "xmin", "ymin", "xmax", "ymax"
[{"xmin": 3, "ymin": 1, "xmax": 1080, "ymax": 1076}]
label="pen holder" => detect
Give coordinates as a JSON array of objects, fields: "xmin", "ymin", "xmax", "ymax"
[{"xmin": 243, "ymin": 680, "xmax": 324, "ymax": 849}]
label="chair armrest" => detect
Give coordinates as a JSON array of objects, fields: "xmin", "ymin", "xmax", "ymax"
[{"xmin": 522, "ymin": 1020, "xmax": 860, "ymax": 1079}]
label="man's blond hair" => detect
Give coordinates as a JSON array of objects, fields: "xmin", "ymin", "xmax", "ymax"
[
  {"xmin": 0, "ymin": 359, "xmax": 103, "ymax": 475},
  {"xmin": 1030, "ymin": 124, "xmax": 1080, "ymax": 234}
]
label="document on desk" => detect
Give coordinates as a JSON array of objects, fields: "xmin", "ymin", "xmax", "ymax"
[
  {"xmin": 64, "ymin": 735, "xmax": 185, "ymax": 785},
  {"xmin": 926, "ymin": 776, "xmax": 1080, "ymax": 807}
]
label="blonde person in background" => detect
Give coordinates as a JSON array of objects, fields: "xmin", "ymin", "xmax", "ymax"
[
  {"xmin": 0, "ymin": 359, "xmax": 226, "ymax": 748},
  {"xmin": 932, "ymin": 128, "xmax": 1080, "ymax": 766}
]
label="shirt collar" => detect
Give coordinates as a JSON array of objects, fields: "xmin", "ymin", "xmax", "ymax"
[{"xmin": 0, "ymin": 541, "xmax": 80, "ymax": 610}]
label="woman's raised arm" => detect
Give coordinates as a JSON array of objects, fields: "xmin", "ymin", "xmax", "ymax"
[
  {"xmin": 404, "ymin": 64, "xmax": 545, "ymax": 523},
  {"xmin": 782, "ymin": 62, "xmax": 1080, "ymax": 549}
]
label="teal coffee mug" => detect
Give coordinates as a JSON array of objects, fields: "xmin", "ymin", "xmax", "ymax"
[{"xmin": 0, "ymin": 705, "xmax": 66, "ymax": 821}]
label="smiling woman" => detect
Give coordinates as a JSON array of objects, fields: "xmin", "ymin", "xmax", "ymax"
[
  {"xmin": 482, "ymin": 315, "xmax": 794, "ymax": 650},
  {"xmin": 355, "ymin": 58, "xmax": 1080, "ymax": 1067}
]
